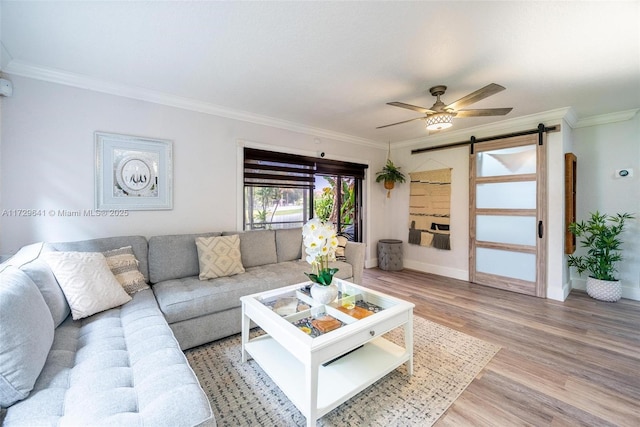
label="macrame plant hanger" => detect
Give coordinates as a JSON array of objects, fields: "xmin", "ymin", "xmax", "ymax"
[
  {"xmin": 386, "ymin": 142, "xmax": 391, "ymax": 198},
  {"xmin": 378, "ymin": 140, "xmax": 407, "ymax": 198}
]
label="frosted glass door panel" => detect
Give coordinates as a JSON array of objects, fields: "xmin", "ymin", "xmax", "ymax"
[
  {"xmin": 476, "ymin": 215, "xmax": 536, "ymax": 246},
  {"xmin": 476, "ymin": 181, "xmax": 536, "ymax": 209},
  {"xmin": 477, "ymin": 145, "xmax": 536, "ymax": 177},
  {"xmin": 476, "ymin": 248, "xmax": 536, "ymax": 282}
]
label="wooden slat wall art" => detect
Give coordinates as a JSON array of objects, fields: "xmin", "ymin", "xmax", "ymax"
[{"xmin": 408, "ymin": 168, "xmax": 452, "ymax": 250}]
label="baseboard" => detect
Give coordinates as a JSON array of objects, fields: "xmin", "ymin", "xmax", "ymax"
[
  {"xmin": 547, "ymin": 280, "xmax": 571, "ymax": 302},
  {"xmin": 365, "ymin": 258, "xmax": 468, "ymax": 281},
  {"xmin": 570, "ymin": 278, "xmax": 640, "ymax": 301},
  {"xmin": 402, "ymin": 259, "xmax": 469, "ymax": 281},
  {"xmin": 365, "ymin": 258, "xmax": 378, "ymax": 269},
  {"xmin": 623, "ymin": 287, "xmax": 640, "ymax": 301}
]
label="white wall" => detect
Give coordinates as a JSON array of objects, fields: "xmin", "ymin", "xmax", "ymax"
[
  {"xmin": 0, "ymin": 75, "xmax": 388, "ymax": 260},
  {"xmin": 546, "ymin": 120, "xmax": 573, "ymax": 301},
  {"xmin": 385, "ymin": 145, "xmax": 470, "ymax": 280},
  {"xmin": 570, "ymin": 113, "xmax": 640, "ymax": 299}
]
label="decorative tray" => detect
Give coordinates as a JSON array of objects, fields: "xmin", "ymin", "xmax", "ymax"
[{"xmin": 293, "ymin": 314, "xmax": 345, "ymax": 338}]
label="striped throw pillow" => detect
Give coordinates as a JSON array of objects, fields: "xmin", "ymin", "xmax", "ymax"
[{"xmin": 102, "ymin": 246, "xmax": 149, "ymax": 295}]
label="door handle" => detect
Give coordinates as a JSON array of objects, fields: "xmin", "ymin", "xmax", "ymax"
[{"xmin": 538, "ymin": 221, "xmax": 544, "ymax": 238}]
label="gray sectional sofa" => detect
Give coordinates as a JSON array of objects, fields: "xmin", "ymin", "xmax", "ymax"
[{"xmin": 0, "ymin": 228, "xmax": 365, "ymax": 426}]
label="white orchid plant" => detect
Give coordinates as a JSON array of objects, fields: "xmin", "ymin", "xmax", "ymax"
[{"xmin": 302, "ymin": 218, "xmax": 339, "ymax": 286}]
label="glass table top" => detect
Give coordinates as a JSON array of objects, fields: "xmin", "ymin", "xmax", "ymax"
[{"xmin": 252, "ymin": 279, "xmax": 400, "ymax": 338}]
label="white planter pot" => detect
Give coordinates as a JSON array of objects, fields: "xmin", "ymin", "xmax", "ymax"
[
  {"xmin": 586, "ymin": 277, "xmax": 622, "ymax": 302},
  {"xmin": 310, "ymin": 283, "xmax": 339, "ymax": 304}
]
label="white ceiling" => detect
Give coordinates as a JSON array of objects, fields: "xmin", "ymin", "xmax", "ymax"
[{"xmin": 2, "ymin": 1, "xmax": 639, "ymax": 145}]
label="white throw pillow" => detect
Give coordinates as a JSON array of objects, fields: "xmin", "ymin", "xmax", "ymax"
[
  {"xmin": 196, "ymin": 234, "xmax": 245, "ymax": 280},
  {"xmin": 44, "ymin": 251, "xmax": 132, "ymax": 320}
]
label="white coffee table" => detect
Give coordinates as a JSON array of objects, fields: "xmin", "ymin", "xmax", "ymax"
[{"xmin": 240, "ymin": 278, "xmax": 414, "ymax": 427}]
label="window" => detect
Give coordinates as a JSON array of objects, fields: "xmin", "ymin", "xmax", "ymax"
[
  {"xmin": 243, "ymin": 148, "xmax": 367, "ymax": 241},
  {"xmin": 314, "ymin": 173, "xmax": 363, "ymax": 242},
  {"xmin": 243, "ymin": 149, "xmax": 314, "ymax": 230}
]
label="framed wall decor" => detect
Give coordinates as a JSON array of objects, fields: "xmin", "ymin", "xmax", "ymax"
[{"xmin": 95, "ymin": 132, "xmax": 173, "ymax": 210}]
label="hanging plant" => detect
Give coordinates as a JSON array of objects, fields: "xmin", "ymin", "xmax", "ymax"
[{"xmin": 375, "ymin": 159, "xmax": 406, "ymax": 198}]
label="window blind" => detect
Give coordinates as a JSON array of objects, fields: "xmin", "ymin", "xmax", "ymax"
[
  {"xmin": 243, "ymin": 148, "xmax": 315, "ymax": 188},
  {"xmin": 243, "ymin": 147, "xmax": 367, "ymax": 187}
]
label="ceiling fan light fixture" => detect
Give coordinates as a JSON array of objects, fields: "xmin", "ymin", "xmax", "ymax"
[{"xmin": 425, "ymin": 113, "xmax": 453, "ymax": 131}]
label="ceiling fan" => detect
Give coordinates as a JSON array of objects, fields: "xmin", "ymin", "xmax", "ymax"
[{"xmin": 377, "ymin": 83, "xmax": 513, "ymax": 131}]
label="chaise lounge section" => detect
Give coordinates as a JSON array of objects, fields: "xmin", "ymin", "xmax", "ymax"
[{"xmin": 0, "ymin": 236, "xmax": 214, "ymax": 426}]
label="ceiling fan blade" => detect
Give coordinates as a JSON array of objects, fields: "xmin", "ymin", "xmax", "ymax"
[
  {"xmin": 454, "ymin": 108, "xmax": 513, "ymax": 117},
  {"xmin": 376, "ymin": 117, "xmax": 425, "ymax": 129},
  {"xmin": 387, "ymin": 102, "xmax": 435, "ymax": 114},
  {"xmin": 445, "ymin": 83, "xmax": 506, "ymax": 111}
]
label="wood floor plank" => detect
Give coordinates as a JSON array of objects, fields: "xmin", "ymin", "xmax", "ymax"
[{"xmin": 362, "ymin": 268, "xmax": 640, "ymax": 426}]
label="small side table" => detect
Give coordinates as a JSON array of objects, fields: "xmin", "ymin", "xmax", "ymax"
[{"xmin": 377, "ymin": 239, "xmax": 403, "ymax": 271}]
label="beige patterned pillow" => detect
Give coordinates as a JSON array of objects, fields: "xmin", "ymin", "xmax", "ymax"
[
  {"xmin": 44, "ymin": 252, "xmax": 132, "ymax": 320},
  {"xmin": 196, "ymin": 235, "xmax": 245, "ymax": 280},
  {"xmin": 335, "ymin": 235, "xmax": 348, "ymax": 261},
  {"xmin": 102, "ymin": 246, "xmax": 149, "ymax": 295}
]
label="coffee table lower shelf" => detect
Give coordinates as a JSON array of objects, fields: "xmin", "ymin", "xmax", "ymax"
[{"xmin": 244, "ymin": 334, "xmax": 409, "ymax": 421}]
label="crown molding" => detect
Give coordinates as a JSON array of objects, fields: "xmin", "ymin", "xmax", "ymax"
[
  {"xmin": 6, "ymin": 60, "xmax": 636, "ymax": 151},
  {"xmin": 574, "ymin": 109, "xmax": 639, "ymax": 128},
  {"xmin": 395, "ymin": 106, "xmax": 640, "ymax": 151},
  {"xmin": 4, "ymin": 59, "xmax": 381, "ymax": 149}
]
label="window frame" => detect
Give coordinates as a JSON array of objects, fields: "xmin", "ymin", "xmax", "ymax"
[{"xmin": 242, "ymin": 147, "xmax": 367, "ymax": 241}]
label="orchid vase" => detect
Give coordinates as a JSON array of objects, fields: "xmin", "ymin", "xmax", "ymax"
[{"xmin": 302, "ymin": 218, "xmax": 340, "ymax": 302}]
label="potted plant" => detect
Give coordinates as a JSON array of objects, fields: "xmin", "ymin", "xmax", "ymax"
[
  {"xmin": 302, "ymin": 218, "xmax": 340, "ymax": 304},
  {"xmin": 375, "ymin": 159, "xmax": 406, "ymax": 198},
  {"xmin": 568, "ymin": 211, "xmax": 634, "ymax": 302}
]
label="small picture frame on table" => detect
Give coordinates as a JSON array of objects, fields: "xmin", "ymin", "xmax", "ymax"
[{"xmin": 95, "ymin": 132, "xmax": 173, "ymax": 210}]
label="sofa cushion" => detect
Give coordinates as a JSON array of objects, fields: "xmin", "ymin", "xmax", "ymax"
[
  {"xmin": 43, "ymin": 252, "xmax": 132, "ymax": 320},
  {"xmin": 20, "ymin": 259, "xmax": 71, "ymax": 327},
  {"xmin": 196, "ymin": 234, "xmax": 245, "ymax": 280},
  {"xmin": 153, "ymin": 260, "xmax": 353, "ymax": 324},
  {"xmin": 45, "ymin": 236, "xmax": 150, "ymax": 283},
  {"xmin": 0, "ymin": 242, "xmax": 45, "ymax": 269},
  {"xmin": 0, "ymin": 242, "xmax": 71, "ymax": 328},
  {"xmin": 148, "ymin": 232, "xmax": 221, "ymax": 283},
  {"xmin": 276, "ymin": 227, "xmax": 303, "ymax": 263},
  {"xmin": 1, "ymin": 289, "xmax": 213, "ymax": 426},
  {"xmin": 224, "ymin": 230, "xmax": 277, "ymax": 268},
  {"xmin": 0, "ymin": 266, "xmax": 55, "ymax": 407},
  {"xmin": 103, "ymin": 246, "xmax": 150, "ymax": 295}
]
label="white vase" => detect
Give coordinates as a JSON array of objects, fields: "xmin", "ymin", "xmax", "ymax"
[
  {"xmin": 586, "ymin": 277, "xmax": 622, "ymax": 302},
  {"xmin": 310, "ymin": 283, "xmax": 339, "ymax": 304}
]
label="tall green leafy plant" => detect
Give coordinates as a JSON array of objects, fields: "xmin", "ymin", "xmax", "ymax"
[
  {"xmin": 314, "ymin": 186, "xmax": 334, "ymax": 221},
  {"xmin": 340, "ymin": 179, "xmax": 355, "ymax": 226},
  {"xmin": 567, "ymin": 212, "xmax": 634, "ymax": 281}
]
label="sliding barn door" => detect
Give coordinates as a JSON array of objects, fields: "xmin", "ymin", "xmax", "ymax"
[{"xmin": 469, "ymin": 133, "xmax": 547, "ymax": 297}]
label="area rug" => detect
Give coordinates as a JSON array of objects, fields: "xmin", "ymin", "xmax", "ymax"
[{"xmin": 185, "ymin": 316, "xmax": 500, "ymax": 426}]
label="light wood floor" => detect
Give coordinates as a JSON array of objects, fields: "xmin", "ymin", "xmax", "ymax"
[{"xmin": 362, "ymin": 268, "xmax": 640, "ymax": 427}]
